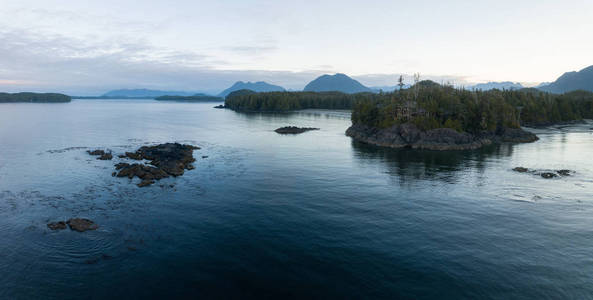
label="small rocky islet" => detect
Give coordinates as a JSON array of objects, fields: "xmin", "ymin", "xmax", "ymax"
[
  {"xmin": 512, "ymin": 167, "xmax": 573, "ymax": 179},
  {"xmin": 87, "ymin": 149, "xmax": 113, "ymax": 160},
  {"xmin": 90, "ymin": 143, "xmax": 199, "ymax": 187},
  {"xmin": 47, "ymin": 218, "xmax": 98, "ymax": 232},
  {"xmin": 275, "ymin": 126, "xmax": 319, "ymax": 134}
]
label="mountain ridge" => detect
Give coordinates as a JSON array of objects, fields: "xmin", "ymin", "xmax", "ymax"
[
  {"xmin": 218, "ymin": 81, "xmax": 285, "ymax": 98},
  {"xmin": 304, "ymin": 73, "xmax": 372, "ymax": 94}
]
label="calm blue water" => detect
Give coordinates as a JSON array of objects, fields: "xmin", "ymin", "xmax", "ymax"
[{"xmin": 1, "ymin": 99, "xmax": 592, "ymax": 299}]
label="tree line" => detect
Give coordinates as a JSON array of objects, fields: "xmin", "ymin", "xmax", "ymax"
[
  {"xmin": 225, "ymin": 90, "xmax": 373, "ymax": 111},
  {"xmin": 0, "ymin": 92, "xmax": 71, "ymax": 103},
  {"xmin": 225, "ymin": 84, "xmax": 593, "ymax": 132}
]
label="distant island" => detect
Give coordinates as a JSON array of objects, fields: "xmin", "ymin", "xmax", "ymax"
[
  {"xmin": 102, "ymin": 89, "xmax": 196, "ymax": 98},
  {"xmin": 0, "ymin": 92, "xmax": 71, "ymax": 103},
  {"xmin": 218, "ymin": 81, "xmax": 285, "ymax": 98},
  {"xmin": 155, "ymin": 95, "xmax": 223, "ymax": 102}
]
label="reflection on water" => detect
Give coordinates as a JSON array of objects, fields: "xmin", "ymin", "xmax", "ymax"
[{"xmin": 351, "ymin": 140, "xmax": 515, "ymax": 185}]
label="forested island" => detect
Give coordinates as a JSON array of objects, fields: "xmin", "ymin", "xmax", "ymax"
[
  {"xmin": 0, "ymin": 92, "xmax": 71, "ymax": 103},
  {"xmin": 347, "ymin": 82, "xmax": 593, "ymax": 150},
  {"xmin": 224, "ymin": 81, "xmax": 593, "ymax": 150},
  {"xmin": 155, "ymin": 95, "xmax": 223, "ymax": 102}
]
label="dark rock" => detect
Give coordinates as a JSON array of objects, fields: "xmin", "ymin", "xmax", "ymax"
[
  {"xmin": 275, "ymin": 126, "xmax": 320, "ymax": 134},
  {"xmin": 513, "ymin": 167, "xmax": 529, "ymax": 173},
  {"xmin": 214, "ymin": 105, "xmax": 225, "ymax": 109},
  {"xmin": 66, "ymin": 218, "xmax": 98, "ymax": 232},
  {"xmin": 98, "ymin": 153, "xmax": 113, "ymax": 160},
  {"xmin": 116, "ymin": 163, "xmax": 168, "ymax": 180},
  {"xmin": 557, "ymin": 169, "xmax": 572, "ymax": 176},
  {"xmin": 87, "ymin": 149, "xmax": 105, "ymax": 156},
  {"xmin": 118, "ymin": 154, "xmax": 127, "ymax": 158},
  {"xmin": 124, "ymin": 152, "xmax": 143, "ymax": 160},
  {"xmin": 540, "ymin": 172, "xmax": 558, "ymax": 179},
  {"xmin": 111, "ymin": 172, "xmax": 117, "ymax": 177},
  {"xmin": 346, "ymin": 123, "xmax": 538, "ymax": 151},
  {"xmin": 137, "ymin": 179, "xmax": 155, "ymax": 187},
  {"xmin": 499, "ymin": 127, "xmax": 539, "ymax": 143},
  {"xmin": 202, "ymin": 155, "xmax": 208, "ymax": 158},
  {"xmin": 115, "ymin": 143, "xmax": 198, "ymax": 186},
  {"xmin": 47, "ymin": 221, "xmax": 67, "ymax": 230}
]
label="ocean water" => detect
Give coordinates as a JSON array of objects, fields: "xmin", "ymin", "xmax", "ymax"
[{"xmin": 0, "ymin": 99, "xmax": 592, "ymax": 299}]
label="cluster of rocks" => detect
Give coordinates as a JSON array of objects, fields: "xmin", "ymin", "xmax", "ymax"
[
  {"xmin": 346, "ymin": 123, "xmax": 538, "ymax": 151},
  {"xmin": 275, "ymin": 126, "xmax": 320, "ymax": 134},
  {"xmin": 88, "ymin": 143, "xmax": 199, "ymax": 187},
  {"xmin": 513, "ymin": 167, "xmax": 573, "ymax": 179},
  {"xmin": 87, "ymin": 149, "xmax": 113, "ymax": 160},
  {"xmin": 47, "ymin": 218, "xmax": 98, "ymax": 232}
]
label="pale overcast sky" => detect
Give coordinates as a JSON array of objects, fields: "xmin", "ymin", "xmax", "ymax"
[{"xmin": 1, "ymin": 0, "xmax": 592, "ymax": 95}]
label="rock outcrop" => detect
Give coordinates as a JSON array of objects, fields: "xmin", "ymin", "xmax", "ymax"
[
  {"xmin": 87, "ymin": 149, "xmax": 113, "ymax": 160},
  {"xmin": 47, "ymin": 221, "xmax": 67, "ymax": 230},
  {"xmin": 346, "ymin": 123, "xmax": 538, "ymax": 151},
  {"xmin": 512, "ymin": 167, "xmax": 574, "ymax": 178},
  {"xmin": 275, "ymin": 126, "xmax": 319, "ymax": 134},
  {"xmin": 48, "ymin": 218, "xmax": 98, "ymax": 232},
  {"xmin": 115, "ymin": 143, "xmax": 199, "ymax": 186}
]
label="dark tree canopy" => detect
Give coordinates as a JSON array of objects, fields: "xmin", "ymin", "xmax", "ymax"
[
  {"xmin": 0, "ymin": 92, "xmax": 71, "ymax": 103},
  {"xmin": 225, "ymin": 81, "xmax": 593, "ymax": 132}
]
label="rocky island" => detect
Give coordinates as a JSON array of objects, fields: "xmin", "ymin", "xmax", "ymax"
[
  {"xmin": 346, "ymin": 81, "xmax": 541, "ymax": 150},
  {"xmin": 275, "ymin": 126, "xmax": 319, "ymax": 134},
  {"xmin": 89, "ymin": 143, "xmax": 199, "ymax": 187}
]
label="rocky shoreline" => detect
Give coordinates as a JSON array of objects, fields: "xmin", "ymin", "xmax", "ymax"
[{"xmin": 346, "ymin": 123, "xmax": 538, "ymax": 151}]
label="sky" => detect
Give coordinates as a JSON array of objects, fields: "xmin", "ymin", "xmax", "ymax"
[{"xmin": 1, "ymin": 0, "xmax": 592, "ymax": 95}]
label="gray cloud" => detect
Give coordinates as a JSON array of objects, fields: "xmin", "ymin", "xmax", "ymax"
[{"xmin": 0, "ymin": 26, "xmax": 475, "ymax": 96}]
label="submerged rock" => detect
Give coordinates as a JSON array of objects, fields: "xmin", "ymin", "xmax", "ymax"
[
  {"xmin": 540, "ymin": 172, "xmax": 558, "ymax": 179},
  {"xmin": 557, "ymin": 169, "xmax": 572, "ymax": 176},
  {"xmin": 87, "ymin": 149, "xmax": 106, "ymax": 156},
  {"xmin": 214, "ymin": 105, "xmax": 225, "ymax": 109},
  {"xmin": 275, "ymin": 126, "xmax": 320, "ymax": 134},
  {"xmin": 47, "ymin": 221, "xmax": 67, "ymax": 230},
  {"xmin": 137, "ymin": 179, "xmax": 155, "ymax": 187},
  {"xmin": 98, "ymin": 153, "xmax": 113, "ymax": 160},
  {"xmin": 67, "ymin": 218, "xmax": 98, "ymax": 232},
  {"xmin": 513, "ymin": 167, "xmax": 529, "ymax": 173},
  {"xmin": 88, "ymin": 149, "xmax": 113, "ymax": 160}
]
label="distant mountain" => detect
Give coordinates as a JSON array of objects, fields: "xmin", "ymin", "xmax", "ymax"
[
  {"xmin": 304, "ymin": 73, "xmax": 371, "ymax": 94},
  {"xmin": 535, "ymin": 82, "xmax": 551, "ymax": 89},
  {"xmin": 470, "ymin": 82, "xmax": 524, "ymax": 91},
  {"xmin": 538, "ymin": 65, "xmax": 593, "ymax": 93},
  {"xmin": 218, "ymin": 82, "xmax": 285, "ymax": 98},
  {"xmin": 102, "ymin": 89, "xmax": 196, "ymax": 98}
]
